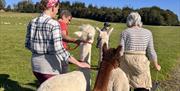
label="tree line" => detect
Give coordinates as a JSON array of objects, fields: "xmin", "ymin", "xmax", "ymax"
[{"xmin": 1, "ymin": 0, "xmax": 179, "ymax": 26}]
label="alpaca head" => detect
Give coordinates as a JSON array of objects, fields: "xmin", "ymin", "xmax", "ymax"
[
  {"xmin": 74, "ymin": 24, "xmax": 96, "ymax": 43},
  {"xmin": 102, "ymin": 43, "xmax": 122, "ymax": 68}
]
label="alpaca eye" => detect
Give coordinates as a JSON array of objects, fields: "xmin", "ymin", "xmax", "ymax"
[
  {"xmin": 88, "ymin": 34, "xmax": 93, "ymax": 39},
  {"xmin": 113, "ymin": 50, "xmax": 116, "ymax": 53}
]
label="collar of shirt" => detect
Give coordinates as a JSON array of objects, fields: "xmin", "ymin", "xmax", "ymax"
[
  {"xmin": 58, "ymin": 19, "xmax": 68, "ymax": 25},
  {"xmin": 41, "ymin": 13, "xmax": 52, "ymax": 19}
]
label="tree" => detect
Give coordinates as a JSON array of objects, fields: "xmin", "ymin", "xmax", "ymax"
[
  {"xmin": 60, "ymin": 1, "xmax": 71, "ymax": 11},
  {"xmin": 72, "ymin": 2, "xmax": 85, "ymax": 8},
  {"xmin": 6, "ymin": 5, "xmax": 11, "ymax": 11},
  {"xmin": 34, "ymin": 2, "xmax": 40, "ymax": 13},
  {"xmin": 11, "ymin": 1, "xmax": 179, "ymax": 26},
  {"xmin": 16, "ymin": 1, "xmax": 35, "ymax": 13},
  {"xmin": 24, "ymin": 3, "xmax": 34, "ymax": 13},
  {"xmin": 0, "ymin": 0, "xmax": 6, "ymax": 10},
  {"xmin": 121, "ymin": 7, "xmax": 134, "ymax": 22},
  {"xmin": 138, "ymin": 8, "xmax": 150, "ymax": 25}
]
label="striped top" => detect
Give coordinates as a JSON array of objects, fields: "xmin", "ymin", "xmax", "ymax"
[
  {"xmin": 25, "ymin": 13, "xmax": 70, "ymax": 63},
  {"xmin": 120, "ymin": 27, "xmax": 157, "ymax": 61}
]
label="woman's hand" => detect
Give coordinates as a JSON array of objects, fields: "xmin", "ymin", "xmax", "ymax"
[
  {"xmin": 152, "ymin": 61, "xmax": 161, "ymax": 71},
  {"xmin": 155, "ymin": 64, "xmax": 161, "ymax": 71},
  {"xmin": 68, "ymin": 56, "xmax": 90, "ymax": 68},
  {"xmin": 78, "ymin": 62, "xmax": 90, "ymax": 68}
]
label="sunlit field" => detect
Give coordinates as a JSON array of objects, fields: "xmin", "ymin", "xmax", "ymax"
[{"xmin": 0, "ymin": 12, "xmax": 180, "ymax": 91}]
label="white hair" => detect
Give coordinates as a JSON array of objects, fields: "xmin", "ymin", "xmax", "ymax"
[{"xmin": 126, "ymin": 12, "xmax": 143, "ymax": 27}]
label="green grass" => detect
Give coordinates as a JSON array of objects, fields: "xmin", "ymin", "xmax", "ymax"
[{"xmin": 0, "ymin": 12, "xmax": 180, "ymax": 91}]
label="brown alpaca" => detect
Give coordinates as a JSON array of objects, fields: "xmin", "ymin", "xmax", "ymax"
[{"xmin": 93, "ymin": 43, "xmax": 122, "ymax": 91}]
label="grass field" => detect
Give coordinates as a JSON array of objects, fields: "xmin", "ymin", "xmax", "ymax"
[{"xmin": 0, "ymin": 12, "xmax": 180, "ymax": 91}]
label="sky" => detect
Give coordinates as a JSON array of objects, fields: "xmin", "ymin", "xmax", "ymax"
[{"xmin": 5, "ymin": 0, "xmax": 180, "ymax": 20}]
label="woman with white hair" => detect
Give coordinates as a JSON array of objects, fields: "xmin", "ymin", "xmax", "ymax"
[{"xmin": 119, "ymin": 12, "xmax": 161, "ymax": 91}]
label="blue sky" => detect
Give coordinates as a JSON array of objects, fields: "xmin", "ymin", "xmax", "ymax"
[{"xmin": 5, "ymin": 0, "xmax": 180, "ymax": 20}]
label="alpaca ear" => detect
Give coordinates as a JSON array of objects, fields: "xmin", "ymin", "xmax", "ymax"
[
  {"xmin": 74, "ymin": 31, "xmax": 82, "ymax": 37},
  {"xmin": 103, "ymin": 43, "xmax": 108, "ymax": 53},
  {"xmin": 115, "ymin": 45, "xmax": 122, "ymax": 57},
  {"xmin": 95, "ymin": 27, "xmax": 101, "ymax": 33}
]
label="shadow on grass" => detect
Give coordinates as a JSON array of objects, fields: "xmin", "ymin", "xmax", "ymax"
[
  {"xmin": 0, "ymin": 74, "xmax": 35, "ymax": 91},
  {"xmin": 26, "ymin": 80, "xmax": 39, "ymax": 88}
]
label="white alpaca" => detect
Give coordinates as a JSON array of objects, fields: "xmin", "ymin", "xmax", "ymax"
[
  {"xmin": 96, "ymin": 27, "xmax": 114, "ymax": 66},
  {"xmin": 75, "ymin": 24, "xmax": 96, "ymax": 64},
  {"xmin": 108, "ymin": 68, "xmax": 130, "ymax": 91},
  {"xmin": 37, "ymin": 24, "xmax": 96, "ymax": 91},
  {"xmin": 74, "ymin": 24, "xmax": 96, "ymax": 91}
]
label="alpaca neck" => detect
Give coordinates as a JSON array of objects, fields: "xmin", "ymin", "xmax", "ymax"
[
  {"xmin": 93, "ymin": 61, "xmax": 114, "ymax": 91},
  {"xmin": 80, "ymin": 44, "xmax": 92, "ymax": 64}
]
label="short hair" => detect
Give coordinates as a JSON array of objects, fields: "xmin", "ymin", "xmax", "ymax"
[
  {"xmin": 40, "ymin": 0, "xmax": 59, "ymax": 11},
  {"xmin": 126, "ymin": 12, "xmax": 143, "ymax": 27},
  {"xmin": 58, "ymin": 10, "xmax": 72, "ymax": 19}
]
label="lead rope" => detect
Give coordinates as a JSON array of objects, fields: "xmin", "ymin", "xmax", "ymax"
[
  {"xmin": 151, "ymin": 71, "xmax": 160, "ymax": 91},
  {"xmin": 155, "ymin": 71, "xmax": 159, "ymax": 82},
  {"xmin": 155, "ymin": 71, "xmax": 160, "ymax": 91}
]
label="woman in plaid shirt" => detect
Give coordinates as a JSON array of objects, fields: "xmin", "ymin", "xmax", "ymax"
[
  {"xmin": 119, "ymin": 12, "xmax": 161, "ymax": 91},
  {"xmin": 25, "ymin": 0, "xmax": 90, "ymax": 84}
]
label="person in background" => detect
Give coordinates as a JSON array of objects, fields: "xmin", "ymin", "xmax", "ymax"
[
  {"xmin": 25, "ymin": 0, "xmax": 90, "ymax": 84},
  {"xmin": 119, "ymin": 12, "xmax": 161, "ymax": 91},
  {"xmin": 57, "ymin": 10, "xmax": 85, "ymax": 50},
  {"xmin": 96, "ymin": 22, "xmax": 112, "ymax": 48},
  {"xmin": 57, "ymin": 10, "xmax": 88, "ymax": 72}
]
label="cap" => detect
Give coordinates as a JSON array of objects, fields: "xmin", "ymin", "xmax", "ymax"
[{"xmin": 104, "ymin": 22, "xmax": 111, "ymax": 27}]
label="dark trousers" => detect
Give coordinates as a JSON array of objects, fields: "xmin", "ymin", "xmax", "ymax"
[
  {"xmin": 134, "ymin": 88, "xmax": 149, "ymax": 91},
  {"xmin": 33, "ymin": 71, "xmax": 55, "ymax": 85}
]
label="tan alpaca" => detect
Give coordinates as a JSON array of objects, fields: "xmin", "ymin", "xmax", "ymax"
[{"xmin": 93, "ymin": 44, "xmax": 129, "ymax": 91}]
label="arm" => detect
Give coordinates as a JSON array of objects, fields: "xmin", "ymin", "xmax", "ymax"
[
  {"xmin": 62, "ymin": 30, "xmax": 86, "ymax": 45},
  {"xmin": 52, "ymin": 23, "xmax": 70, "ymax": 63},
  {"xmin": 68, "ymin": 56, "xmax": 90, "ymax": 68},
  {"xmin": 61, "ymin": 31, "xmax": 77, "ymax": 43},
  {"xmin": 120, "ymin": 32, "xmax": 125, "ymax": 56},
  {"xmin": 146, "ymin": 32, "xmax": 161, "ymax": 71},
  {"xmin": 53, "ymin": 23, "xmax": 90, "ymax": 68}
]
